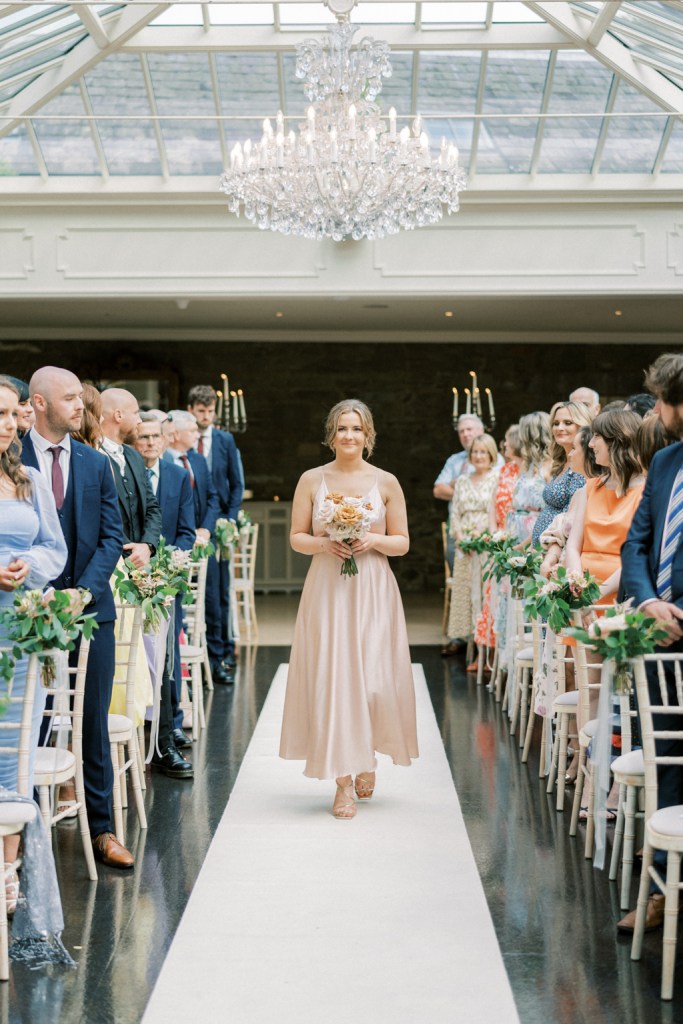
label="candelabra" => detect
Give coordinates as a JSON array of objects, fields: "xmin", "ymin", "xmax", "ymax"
[
  {"xmin": 451, "ymin": 371, "xmax": 496, "ymax": 433},
  {"xmin": 215, "ymin": 373, "xmax": 248, "ymax": 434}
]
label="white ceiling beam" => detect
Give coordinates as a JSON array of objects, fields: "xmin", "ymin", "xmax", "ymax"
[
  {"xmin": 524, "ymin": 1, "xmax": 683, "ymax": 114},
  {"xmin": 70, "ymin": 2, "xmax": 110, "ymax": 49},
  {"xmin": 586, "ymin": 1, "xmax": 622, "ymax": 46},
  {"xmin": 0, "ymin": 4, "xmax": 170, "ymax": 140},
  {"xmin": 122, "ymin": 21, "xmax": 572, "ymax": 52}
]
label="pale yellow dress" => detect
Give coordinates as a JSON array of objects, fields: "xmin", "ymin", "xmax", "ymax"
[
  {"xmin": 447, "ymin": 471, "xmax": 499, "ymax": 641},
  {"xmin": 279, "ymin": 472, "xmax": 418, "ymax": 780}
]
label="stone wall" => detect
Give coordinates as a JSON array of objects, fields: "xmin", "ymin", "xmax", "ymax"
[{"xmin": 1, "ymin": 337, "xmax": 669, "ymax": 590}]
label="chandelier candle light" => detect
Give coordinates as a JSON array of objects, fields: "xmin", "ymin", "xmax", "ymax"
[
  {"xmin": 452, "ymin": 372, "xmax": 495, "ymax": 432},
  {"xmin": 219, "ymin": 0, "xmax": 466, "ymax": 242},
  {"xmin": 215, "ymin": 374, "xmax": 248, "ymax": 433}
]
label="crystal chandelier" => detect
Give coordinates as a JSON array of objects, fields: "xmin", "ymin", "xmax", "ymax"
[{"xmin": 218, "ymin": 0, "xmax": 467, "ymax": 242}]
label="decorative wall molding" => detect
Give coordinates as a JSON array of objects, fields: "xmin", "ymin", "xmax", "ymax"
[
  {"xmin": 0, "ymin": 229, "xmax": 34, "ymax": 280},
  {"xmin": 667, "ymin": 225, "xmax": 683, "ymax": 276}
]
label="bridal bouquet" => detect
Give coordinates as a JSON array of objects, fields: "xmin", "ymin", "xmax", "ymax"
[
  {"xmin": 317, "ymin": 492, "xmax": 377, "ymax": 578},
  {"xmin": 568, "ymin": 601, "xmax": 668, "ymax": 694},
  {"xmin": 527, "ymin": 566, "xmax": 602, "ymax": 633},
  {"xmin": 0, "ymin": 587, "xmax": 97, "ymax": 690}
]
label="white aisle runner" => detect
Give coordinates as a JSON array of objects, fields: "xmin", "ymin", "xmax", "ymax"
[{"xmin": 143, "ymin": 666, "xmax": 519, "ymax": 1024}]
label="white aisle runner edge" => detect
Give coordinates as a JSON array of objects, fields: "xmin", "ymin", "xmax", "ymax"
[{"xmin": 143, "ymin": 665, "xmax": 520, "ymax": 1024}]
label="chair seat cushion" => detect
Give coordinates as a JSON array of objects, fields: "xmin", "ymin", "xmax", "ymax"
[
  {"xmin": 579, "ymin": 718, "xmax": 599, "ymax": 741},
  {"xmin": 34, "ymin": 746, "xmax": 75, "ymax": 777},
  {"xmin": 0, "ymin": 803, "xmax": 37, "ymax": 828},
  {"xmin": 650, "ymin": 805, "xmax": 683, "ymax": 838},
  {"xmin": 611, "ymin": 749, "xmax": 644, "ymax": 777},
  {"xmin": 108, "ymin": 713, "xmax": 133, "ymax": 738},
  {"xmin": 517, "ymin": 646, "xmax": 533, "ymax": 662},
  {"xmin": 553, "ymin": 690, "xmax": 579, "ymax": 708},
  {"xmin": 180, "ymin": 644, "xmax": 203, "ymax": 661}
]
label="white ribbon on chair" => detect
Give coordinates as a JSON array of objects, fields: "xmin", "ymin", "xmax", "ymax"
[
  {"xmin": 591, "ymin": 657, "xmax": 619, "ymax": 871},
  {"xmin": 142, "ymin": 613, "xmax": 171, "ymax": 763},
  {"xmin": 42, "ymin": 649, "xmax": 71, "ymax": 797},
  {"xmin": 534, "ymin": 626, "xmax": 557, "ymax": 774}
]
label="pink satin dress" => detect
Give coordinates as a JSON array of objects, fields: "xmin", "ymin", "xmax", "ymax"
[{"xmin": 279, "ymin": 472, "xmax": 419, "ymax": 780}]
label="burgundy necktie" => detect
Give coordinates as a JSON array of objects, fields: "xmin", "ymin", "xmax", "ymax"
[
  {"xmin": 48, "ymin": 446, "xmax": 65, "ymax": 510},
  {"xmin": 197, "ymin": 435, "xmax": 204, "ymax": 456},
  {"xmin": 180, "ymin": 454, "xmax": 195, "ymax": 489}
]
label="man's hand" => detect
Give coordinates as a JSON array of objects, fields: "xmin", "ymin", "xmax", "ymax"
[
  {"xmin": 123, "ymin": 543, "xmax": 152, "ymax": 569},
  {"xmin": 645, "ymin": 600, "xmax": 683, "ymax": 646},
  {"xmin": 195, "ymin": 528, "xmax": 210, "ymax": 546}
]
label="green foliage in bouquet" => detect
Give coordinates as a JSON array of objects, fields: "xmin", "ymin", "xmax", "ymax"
[
  {"xmin": 215, "ymin": 518, "xmax": 239, "ymax": 560},
  {"xmin": 527, "ymin": 566, "xmax": 602, "ymax": 633},
  {"xmin": 485, "ymin": 544, "xmax": 543, "ymax": 595},
  {"xmin": 567, "ymin": 604, "xmax": 669, "ymax": 693},
  {"xmin": 457, "ymin": 530, "xmax": 492, "ymax": 555},
  {"xmin": 190, "ymin": 540, "xmax": 215, "ymax": 562},
  {"xmin": 113, "ymin": 536, "xmax": 192, "ymax": 632}
]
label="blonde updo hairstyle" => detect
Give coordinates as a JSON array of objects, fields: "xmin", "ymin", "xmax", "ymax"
[
  {"xmin": 468, "ymin": 433, "xmax": 498, "ymax": 467},
  {"xmin": 325, "ymin": 399, "xmax": 376, "ymax": 458}
]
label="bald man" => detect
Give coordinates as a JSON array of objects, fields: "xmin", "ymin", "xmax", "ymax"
[
  {"xmin": 100, "ymin": 388, "xmax": 162, "ymax": 569},
  {"xmin": 22, "ymin": 367, "xmax": 133, "ymax": 869},
  {"xmin": 569, "ymin": 387, "xmax": 601, "ymax": 417}
]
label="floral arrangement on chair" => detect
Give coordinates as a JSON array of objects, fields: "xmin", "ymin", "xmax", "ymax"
[
  {"xmin": 526, "ymin": 566, "xmax": 602, "ymax": 633},
  {"xmin": 113, "ymin": 537, "xmax": 192, "ymax": 633},
  {"xmin": 0, "ymin": 588, "xmax": 97, "ymax": 690},
  {"xmin": 214, "ymin": 518, "xmax": 240, "ymax": 560},
  {"xmin": 457, "ymin": 530, "xmax": 492, "ymax": 555},
  {"xmin": 567, "ymin": 601, "xmax": 669, "ymax": 694},
  {"xmin": 484, "ymin": 542, "xmax": 543, "ymax": 596}
]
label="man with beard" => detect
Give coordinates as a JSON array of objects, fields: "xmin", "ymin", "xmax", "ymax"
[
  {"xmin": 619, "ymin": 351, "xmax": 683, "ymax": 933},
  {"xmin": 23, "ymin": 367, "xmax": 132, "ymax": 868}
]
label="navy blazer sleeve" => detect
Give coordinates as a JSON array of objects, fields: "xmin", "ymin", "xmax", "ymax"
[
  {"xmin": 225, "ymin": 433, "xmax": 244, "ymax": 521},
  {"xmin": 76, "ymin": 451, "xmax": 124, "ymax": 604},
  {"xmin": 201, "ymin": 469, "xmax": 221, "ymax": 535},
  {"xmin": 175, "ymin": 472, "xmax": 197, "ymax": 550},
  {"xmin": 621, "ymin": 467, "xmax": 658, "ymax": 607}
]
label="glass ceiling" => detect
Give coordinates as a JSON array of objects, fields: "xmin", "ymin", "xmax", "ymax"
[{"xmin": 0, "ymin": 1, "xmax": 681, "ymax": 184}]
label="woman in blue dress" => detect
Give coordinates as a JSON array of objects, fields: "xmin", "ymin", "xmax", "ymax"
[
  {"xmin": 0, "ymin": 377, "xmax": 67, "ymax": 904},
  {"xmin": 532, "ymin": 401, "xmax": 594, "ymax": 547}
]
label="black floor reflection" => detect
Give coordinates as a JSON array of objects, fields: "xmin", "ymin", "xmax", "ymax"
[
  {"xmin": 424, "ymin": 647, "xmax": 682, "ymax": 1024},
  {"xmin": 5, "ymin": 647, "xmax": 287, "ymax": 1024}
]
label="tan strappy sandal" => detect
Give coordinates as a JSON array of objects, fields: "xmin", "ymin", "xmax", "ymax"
[
  {"xmin": 332, "ymin": 776, "xmax": 356, "ymax": 819},
  {"xmin": 354, "ymin": 771, "xmax": 375, "ymax": 800}
]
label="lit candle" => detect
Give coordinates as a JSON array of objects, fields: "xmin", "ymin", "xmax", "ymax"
[
  {"xmin": 420, "ymin": 132, "xmax": 430, "ymax": 168},
  {"xmin": 399, "ymin": 126, "xmax": 410, "ymax": 164},
  {"xmin": 464, "ymin": 388, "xmax": 471, "ymax": 415},
  {"xmin": 221, "ymin": 374, "xmax": 229, "ymax": 427},
  {"xmin": 452, "ymin": 387, "xmax": 458, "ymax": 419},
  {"xmin": 276, "ymin": 110, "xmax": 284, "ymax": 134},
  {"xmin": 215, "ymin": 391, "xmax": 222, "ymax": 424},
  {"xmin": 231, "ymin": 390, "xmax": 239, "ymax": 426},
  {"xmin": 305, "ymin": 131, "xmax": 314, "ymax": 165},
  {"xmin": 238, "ymin": 389, "xmax": 246, "ymax": 424},
  {"xmin": 348, "ymin": 104, "xmax": 356, "ymax": 139},
  {"xmin": 448, "ymin": 144, "xmax": 459, "ymax": 168},
  {"xmin": 486, "ymin": 388, "xmax": 495, "ymax": 421},
  {"xmin": 262, "ymin": 118, "xmax": 272, "ymax": 137},
  {"xmin": 413, "ymin": 114, "xmax": 422, "ymax": 138},
  {"xmin": 389, "ymin": 107, "xmax": 397, "ymax": 141},
  {"xmin": 474, "ymin": 387, "xmax": 482, "ymax": 417},
  {"xmin": 243, "ymin": 139, "xmax": 252, "ymax": 164},
  {"xmin": 276, "ymin": 134, "xmax": 284, "ymax": 167}
]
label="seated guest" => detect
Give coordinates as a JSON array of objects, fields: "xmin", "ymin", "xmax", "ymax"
[
  {"xmin": 506, "ymin": 411, "xmax": 551, "ymax": 545},
  {"xmin": 0, "ymin": 376, "xmax": 67, "ymax": 908},
  {"xmin": 624, "ymin": 392, "xmax": 656, "ymax": 418},
  {"xmin": 539, "ymin": 425, "xmax": 597, "ymax": 578},
  {"xmin": 4, "ymin": 377, "xmax": 33, "ymax": 436},
  {"xmin": 446, "ymin": 434, "xmax": 499, "ymax": 668},
  {"xmin": 569, "ymin": 386, "xmax": 601, "ymax": 417},
  {"xmin": 532, "ymin": 401, "xmax": 593, "ymax": 546},
  {"xmin": 620, "ymin": 352, "xmax": 683, "ymax": 933}
]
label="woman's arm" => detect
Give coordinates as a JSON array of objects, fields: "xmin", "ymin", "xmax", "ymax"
[
  {"xmin": 351, "ymin": 472, "xmax": 409, "ymax": 557},
  {"xmin": 565, "ymin": 486, "xmax": 587, "ymax": 575},
  {"xmin": 289, "ymin": 471, "xmax": 350, "ymax": 561}
]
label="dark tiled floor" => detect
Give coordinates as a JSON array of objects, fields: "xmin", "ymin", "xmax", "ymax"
[{"xmin": 4, "ymin": 646, "xmax": 682, "ymax": 1023}]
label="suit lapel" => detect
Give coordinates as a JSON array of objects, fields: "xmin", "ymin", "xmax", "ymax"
[
  {"xmin": 70, "ymin": 444, "xmax": 86, "ymax": 526},
  {"xmin": 21, "ymin": 433, "xmax": 39, "ymax": 471}
]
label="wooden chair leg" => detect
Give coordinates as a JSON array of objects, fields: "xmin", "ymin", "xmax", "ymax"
[
  {"xmin": 509, "ymin": 668, "xmax": 522, "ymax": 736},
  {"xmin": 522, "ymin": 679, "xmax": 537, "ymax": 764},
  {"xmin": 661, "ymin": 852, "xmax": 681, "ymax": 1000},
  {"xmin": 546, "ymin": 718, "xmax": 560, "ymax": 795},
  {"xmin": 620, "ymin": 783, "xmax": 638, "ymax": 911},
  {"xmin": 37, "ymin": 785, "xmax": 52, "ymax": 832},
  {"xmin": 110, "ymin": 742, "xmax": 124, "ymax": 845},
  {"xmin": 569, "ymin": 745, "xmax": 588, "ymax": 836},
  {"xmin": 77, "ymin": 799, "xmax": 98, "ymax": 882},
  {"xmin": 519, "ymin": 668, "xmax": 530, "ymax": 749},
  {"xmin": 631, "ymin": 840, "xmax": 654, "ymax": 961},
  {"xmin": 556, "ymin": 715, "xmax": 570, "ymax": 811},
  {"xmin": 119, "ymin": 742, "xmax": 128, "ymax": 810},
  {"xmin": 584, "ymin": 763, "xmax": 596, "ymax": 858},
  {"xmin": 128, "ymin": 737, "xmax": 148, "ymax": 831},
  {"xmin": 137, "ymin": 724, "xmax": 147, "ymax": 791},
  {"xmin": 610, "ymin": 782, "xmax": 626, "ymax": 881},
  {"xmin": 0, "ymin": 859, "xmax": 9, "ymax": 982},
  {"xmin": 203, "ymin": 645, "xmax": 214, "ymax": 692}
]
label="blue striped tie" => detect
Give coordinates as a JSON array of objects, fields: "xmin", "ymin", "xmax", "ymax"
[{"xmin": 656, "ymin": 465, "xmax": 683, "ymax": 601}]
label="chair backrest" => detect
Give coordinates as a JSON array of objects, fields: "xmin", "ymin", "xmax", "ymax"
[
  {"xmin": 0, "ymin": 649, "xmax": 39, "ymax": 797},
  {"xmin": 113, "ymin": 604, "xmax": 143, "ymax": 722},
  {"xmin": 572, "ymin": 608, "xmax": 637, "ymax": 751},
  {"xmin": 38, "ymin": 637, "xmax": 91, "ymax": 787},
  {"xmin": 633, "ymin": 654, "xmax": 683, "ymax": 821},
  {"xmin": 183, "ymin": 557, "xmax": 208, "ymax": 647},
  {"xmin": 233, "ymin": 524, "xmax": 259, "ymax": 586},
  {"xmin": 440, "ymin": 522, "xmax": 450, "ymax": 582}
]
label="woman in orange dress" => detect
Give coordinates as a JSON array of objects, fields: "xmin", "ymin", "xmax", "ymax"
[{"xmin": 474, "ymin": 425, "xmax": 523, "ymax": 652}]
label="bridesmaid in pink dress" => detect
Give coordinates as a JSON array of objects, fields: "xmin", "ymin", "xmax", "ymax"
[{"xmin": 279, "ymin": 399, "xmax": 418, "ymax": 819}]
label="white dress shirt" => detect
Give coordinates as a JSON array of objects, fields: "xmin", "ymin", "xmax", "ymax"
[
  {"xmin": 29, "ymin": 425, "xmax": 72, "ymax": 492},
  {"xmin": 146, "ymin": 459, "xmax": 160, "ymax": 496},
  {"xmin": 101, "ymin": 436, "xmax": 126, "ymax": 473},
  {"xmin": 167, "ymin": 448, "xmax": 194, "ymax": 481}
]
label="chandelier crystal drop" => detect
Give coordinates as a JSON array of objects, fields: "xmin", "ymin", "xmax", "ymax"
[{"xmin": 218, "ymin": 2, "xmax": 467, "ymax": 242}]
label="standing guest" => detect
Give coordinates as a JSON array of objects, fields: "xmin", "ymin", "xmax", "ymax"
[
  {"xmin": 280, "ymin": 399, "xmax": 417, "ymax": 819},
  {"xmin": 506, "ymin": 412, "xmax": 552, "ymax": 545},
  {"xmin": 474, "ymin": 425, "xmax": 523, "ymax": 652},
  {"xmin": 570, "ymin": 386, "xmax": 601, "ymax": 417},
  {"xmin": 100, "ymin": 388, "xmax": 162, "ymax": 570},
  {"xmin": 624, "ymin": 392, "xmax": 656, "ymax": 418},
  {"xmin": 187, "ymin": 386, "xmax": 244, "ymax": 680},
  {"xmin": 532, "ymin": 401, "xmax": 593, "ymax": 546},
  {"xmin": 0, "ymin": 376, "xmax": 67, "ymax": 906},
  {"xmin": 447, "ymin": 435, "xmax": 499, "ymax": 666},
  {"xmin": 71, "ymin": 382, "xmax": 103, "ymax": 449},
  {"xmin": 637, "ymin": 409, "xmax": 672, "ymax": 472},
  {"xmin": 620, "ymin": 353, "xmax": 683, "ymax": 933},
  {"xmin": 23, "ymin": 367, "xmax": 131, "ymax": 869},
  {"xmin": 134, "ymin": 413, "xmax": 195, "ymax": 772},
  {"xmin": 4, "ymin": 377, "xmax": 33, "ymax": 436}
]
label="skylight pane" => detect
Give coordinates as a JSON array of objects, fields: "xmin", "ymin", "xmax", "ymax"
[
  {"xmin": 537, "ymin": 51, "xmax": 613, "ymax": 174},
  {"xmin": 354, "ymin": 3, "xmax": 415, "ymax": 24},
  {"xmin": 31, "ymin": 81, "xmax": 100, "ymax": 175},
  {"xmin": 417, "ymin": 52, "xmax": 481, "ymax": 113},
  {"xmin": 421, "ymin": 2, "xmax": 487, "ymax": 24},
  {"xmin": 492, "ymin": 2, "xmax": 544, "ymax": 22},
  {"xmin": 426, "ymin": 116, "xmax": 475, "ymax": 170},
  {"xmin": 147, "ymin": 52, "xmax": 215, "ymax": 116},
  {"xmin": 215, "ymin": 53, "xmax": 280, "ymax": 115},
  {"xmin": 85, "ymin": 55, "xmax": 160, "ymax": 175},
  {"xmin": 660, "ymin": 120, "xmax": 683, "ymax": 174},
  {"xmin": 149, "ymin": 4, "xmax": 204, "ymax": 26},
  {"xmin": 278, "ymin": 4, "xmax": 336, "ymax": 27},
  {"xmin": 600, "ymin": 80, "xmax": 666, "ymax": 174},
  {"xmin": 0, "ymin": 123, "xmax": 39, "ymax": 176},
  {"xmin": 477, "ymin": 117, "xmax": 537, "ymax": 173},
  {"xmin": 482, "ymin": 51, "xmax": 549, "ymax": 116},
  {"xmin": 377, "ymin": 52, "xmax": 413, "ymax": 111},
  {"xmin": 209, "ymin": 3, "xmax": 274, "ymax": 25},
  {"xmin": 160, "ymin": 120, "xmax": 223, "ymax": 175}
]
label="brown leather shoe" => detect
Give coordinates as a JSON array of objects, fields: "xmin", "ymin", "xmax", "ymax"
[
  {"xmin": 617, "ymin": 893, "xmax": 665, "ymax": 933},
  {"xmin": 92, "ymin": 832, "xmax": 134, "ymax": 870}
]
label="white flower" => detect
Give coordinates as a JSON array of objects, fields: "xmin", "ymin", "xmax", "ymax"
[{"xmin": 589, "ymin": 614, "xmax": 629, "ymax": 637}]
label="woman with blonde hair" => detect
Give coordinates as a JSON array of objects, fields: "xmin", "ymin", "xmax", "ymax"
[
  {"xmin": 506, "ymin": 411, "xmax": 552, "ymax": 545},
  {"xmin": 532, "ymin": 401, "xmax": 593, "ymax": 546},
  {"xmin": 280, "ymin": 399, "xmax": 418, "ymax": 819}
]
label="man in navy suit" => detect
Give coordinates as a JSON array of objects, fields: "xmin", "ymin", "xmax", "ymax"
[
  {"xmin": 187, "ymin": 385, "xmax": 244, "ymax": 678},
  {"xmin": 134, "ymin": 413, "xmax": 195, "ymax": 761},
  {"xmin": 620, "ymin": 352, "xmax": 683, "ymax": 933},
  {"xmin": 24, "ymin": 367, "xmax": 133, "ymax": 869}
]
